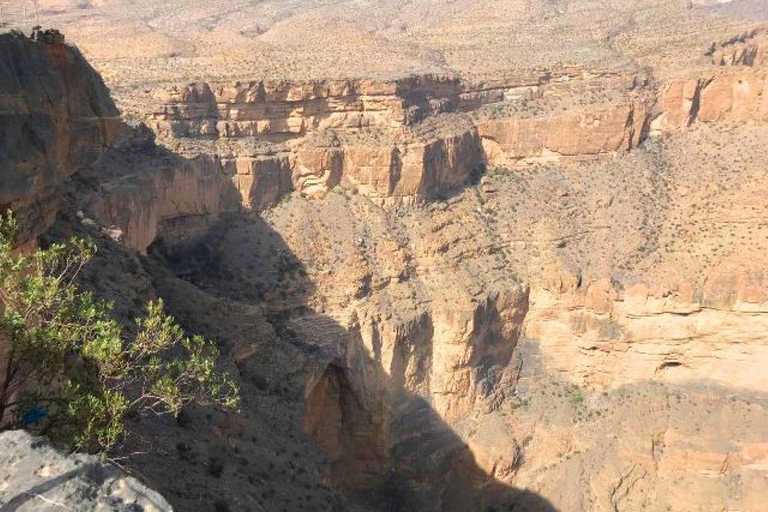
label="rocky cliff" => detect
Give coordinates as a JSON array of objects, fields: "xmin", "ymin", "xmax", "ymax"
[
  {"xmin": 1, "ymin": 21, "xmax": 767, "ymax": 512},
  {"xmin": 651, "ymin": 69, "xmax": 768, "ymax": 133},
  {"xmin": 0, "ymin": 430, "xmax": 173, "ymax": 512},
  {"xmin": 709, "ymin": 28, "xmax": 768, "ymax": 67},
  {"xmin": 136, "ymin": 56, "xmax": 768, "ymax": 209},
  {"xmin": 145, "ymin": 71, "xmax": 656, "ymax": 205},
  {"xmin": 8, "ymin": 25, "xmax": 762, "ymax": 255},
  {"xmin": 0, "ymin": 31, "xmax": 120, "ymax": 247}
]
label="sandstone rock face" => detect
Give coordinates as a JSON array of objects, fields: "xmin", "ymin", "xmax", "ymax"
[
  {"xmin": 2, "ymin": 19, "xmax": 768, "ymax": 512},
  {"xmin": 524, "ymin": 274, "xmax": 768, "ymax": 391},
  {"xmin": 165, "ymin": 190, "xmax": 532, "ymax": 500},
  {"xmin": 141, "ymin": 61, "xmax": 768, "ymax": 209},
  {"xmin": 81, "ymin": 138, "xmax": 287, "ymax": 254},
  {"xmin": 652, "ymin": 69, "xmax": 768, "ymax": 132},
  {"xmin": 0, "ymin": 34, "xmax": 292, "ymax": 254},
  {"xmin": 475, "ymin": 120, "xmax": 768, "ymax": 397},
  {"xmin": 709, "ymin": 29, "xmax": 768, "ymax": 66},
  {"xmin": 147, "ymin": 74, "xmax": 556, "ymax": 141},
  {"xmin": 0, "ymin": 430, "xmax": 172, "ymax": 512},
  {"xmin": 146, "ymin": 71, "xmax": 658, "ymax": 204},
  {"xmin": 294, "ymin": 126, "xmax": 484, "ymax": 205},
  {"xmin": 148, "ymin": 77, "xmax": 431, "ymax": 139},
  {"xmin": 0, "ymin": 32, "xmax": 119, "ymax": 245},
  {"xmin": 86, "ymin": 154, "xmax": 240, "ymax": 254},
  {"xmin": 477, "ymin": 100, "xmax": 652, "ymax": 166},
  {"xmin": 148, "ymin": 75, "xmax": 499, "ymax": 204},
  {"xmin": 479, "ymin": 374, "xmax": 768, "ymax": 512}
]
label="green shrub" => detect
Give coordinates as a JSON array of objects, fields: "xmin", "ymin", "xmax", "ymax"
[
  {"xmin": 0, "ymin": 211, "xmax": 239, "ymax": 453},
  {"xmin": 567, "ymin": 386, "xmax": 585, "ymax": 406}
]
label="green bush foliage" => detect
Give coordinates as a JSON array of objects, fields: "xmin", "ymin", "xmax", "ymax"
[{"xmin": 0, "ymin": 211, "xmax": 239, "ymax": 452}]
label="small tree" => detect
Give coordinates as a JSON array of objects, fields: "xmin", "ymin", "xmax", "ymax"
[{"xmin": 0, "ymin": 211, "xmax": 239, "ymax": 452}]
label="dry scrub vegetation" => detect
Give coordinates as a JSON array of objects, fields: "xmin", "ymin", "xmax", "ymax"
[{"xmin": 4, "ymin": 0, "xmax": 761, "ymax": 112}]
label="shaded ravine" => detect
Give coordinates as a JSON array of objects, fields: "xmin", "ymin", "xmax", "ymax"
[{"xmin": 141, "ymin": 210, "xmax": 559, "ymax": 512}]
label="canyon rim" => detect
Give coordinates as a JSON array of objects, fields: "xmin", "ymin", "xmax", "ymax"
[{"xmin": 1, "ymin": 0, "xmax": 768, "ymax": 511}]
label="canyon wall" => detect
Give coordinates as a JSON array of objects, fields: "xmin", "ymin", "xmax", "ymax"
[
  {"xmin": 524, "ymin": 272, "xmax": 768, "ymax": 391},
  {"xmin": 477, "ymin": 100, "xmax": 652, "ymax": 167},
  {"xmin": 142, "ymin": 57, "xmax": 768, "ymax": 208},
  {"xmin": 709, "ymin": 28, "xmax": 768, "ymax": 67},
  {"xmin": 85, "ymin": 152, "xmax": 241, "ymax": 253},
  {"xmin": 0, "ymin": 31, "xmax": 120, "ymax": 245},
  {"xmin": 651, "ymin": 68, "xmax": 768, "ymax": 133},
  {"xmin": 0, "ymin": 31, "xmax": 742, "ymax": 251},
  {"xmin": 146, "ymin": 73, "xmax": 545, "ymax": 140},
  {"xmin": 4, "ymin": 26, "xmax": 767, "ymax": 403},
  {"xmin": 84, "ymin": 135, "xmax": 292, "ymax": 254},
  {"xmin": 0, "ymin": 32, "xmax": 291, "ymax": 254},
  {"xmin": 145, "ymin": 71, "xmax": 656, "ymax": 205},
  {"xmin": 1, "ymin": 28, "xmax": 767, "ymax": 512}
]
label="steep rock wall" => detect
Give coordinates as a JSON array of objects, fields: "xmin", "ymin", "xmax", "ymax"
[
  {"xmin": 651, "ymin": 69, "xmax": 768, "ymax": 133},
  {"xmin": 86, "ymin": 154, "xmax": 241, "ymax": 253},
  {"xmin": 146, "ymin": 73, "xmax": 550, "ymax": 140},
  {"xmin": 0, "ymin": 33, "xmax": 295, "ymax": 254},
  {"xmin": 524, "ymin": 272, "xmax": 768, "ymax": 391},
  {"xmin": 141, "ymin": 46, "xmax": 768, "ymax": 208},
  {"xmin": 478, "ymin": 100, "xmax": 653, "ymax": 167},
  {"xmin": 294, "ymin": 126, "xmax": 484, "ymax": 205},
  {"xmin": 0, "ymin": 32, "xmax": 120, "ymax": 244},
  {"xmin": 709, "ymin": 29, "xmax": 768, "ymax": 67},
  {"xmin": 80, "ymin": 133, "xmax": 294, "ymax": 254},
  {"xmin": 146, "ymin": 71, "xmax": 655, "ymax": 204}
]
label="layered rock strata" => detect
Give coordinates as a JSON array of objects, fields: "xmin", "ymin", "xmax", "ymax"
[
  {"xmin": 524, "ymin": 273, "xmax": 768, "ymax": 391},
  {"xmin": 142, "ymin": 43, "xmax": 768, "ymax": 206},
  {"xmin": 146, "ymin": 71, "xmax": 656, "ymax": 204},
  {"xmin": 2, "ymin": 26, "xmax": 768, "ymax": 512},
  {"xmin": 708, "ymin": 29, "xmax": 768, "ymax": 66},
  {"xmin": 651, "ymin": 68, "xmax": 768, "ymax": 133},
  {"xmin": 0, "ymin": 32, "xmax": 120, "ymax": 245}
]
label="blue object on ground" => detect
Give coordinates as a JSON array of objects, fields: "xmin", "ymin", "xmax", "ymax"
[{"xmin": 22, "ymin": 404, "xmax": 48, "ymax": 426}]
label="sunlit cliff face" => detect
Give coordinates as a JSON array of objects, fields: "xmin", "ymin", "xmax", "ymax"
[{"xmin": 1, "ymin": 2, "xmax": 768, "ymax": 510}]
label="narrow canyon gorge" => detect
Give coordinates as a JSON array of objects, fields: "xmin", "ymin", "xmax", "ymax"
[{"xmin": 1, "ymin": 1, "xmax": 767, "ymax": 511}]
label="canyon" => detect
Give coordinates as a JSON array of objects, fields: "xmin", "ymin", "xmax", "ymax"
[{"xmin": 1, "ymin": 1, "xmax": 768, "ymax": 511}]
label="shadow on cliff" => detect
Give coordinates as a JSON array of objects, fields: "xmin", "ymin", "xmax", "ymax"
[
  {"xmin": 7, "ymin": 62, "xmax": 559, "ymax": 506},
  {"xmin": 29, "ymin": 104, "xmax": 559, "ymax": 510},
  {"xmin": 147, "ymin": 209, "xmax": 560, "ymax": 512}
]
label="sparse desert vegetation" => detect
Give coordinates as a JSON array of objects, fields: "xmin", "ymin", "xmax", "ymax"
[{"xmin": 1, "ymin": 1, "xmax": 767, "ymax": 512}]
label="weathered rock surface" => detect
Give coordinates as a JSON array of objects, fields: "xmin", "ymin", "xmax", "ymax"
[
  {"xmin": 524, "ymin": 274, "xmax": 768, "ymax": 391},
  {"xmin": 0, "ymin": 430, "xmax": 172, "ymax": 512},
  {"xmin": 477, "ymin": 100, "xmax": 652, "ymax": 167},
  {"xmin": 651, "ymin": 69, "xmax": 768, "ymax": 133},
  {"xmin": 0, "ymin": 32, "xmax": 119, "ymax": 246},
  {"xmin": 1, "ymin": 14, "xmax": 768, "ymax": 512},
  {"xmin": 709, "ymin": 29, "xmax": 768, "ymax": 66},
  {"xmin": 139, "ymin": 58, "xmax": 768, "ymax": 207},
  {"xmin": 145, "ymin": 71, "xmax": 656, "ymax": 204}
]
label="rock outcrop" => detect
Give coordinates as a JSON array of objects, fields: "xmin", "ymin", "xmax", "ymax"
[
  {"xmin": 708, "ymin": 29, "xmax": 768, "ymax": 67},
  {"xmin": 477, "ymin": 100, "xmax": 652, "ymax": 167},
  {"xmin": 9, "ymin": 27, "xmax": 759, "ymax": 257},
  {"xmin": 140, "ymin": 56, "xmax": 768, "ymax": 207},
  {"xmin": 145, "ymin": 71, "xmax": 656, "ymax": 204},
  {"xmin": 0, "ymin": 430, "xmax": 172, "ymax": 512},
  {"xmin": 651, "ymin": 69, "xmax": 768, "ymax": 133},
  {"xmin": 0, "ymin": 31, "xmax": 120, "ymax": 246},
  {"xmin": 1, "ymin": 20, "xmax": 768, "ymax": 512},
  {"xmin": 524, "ymin": 273, "xmax": 768, "ymax": 391}
]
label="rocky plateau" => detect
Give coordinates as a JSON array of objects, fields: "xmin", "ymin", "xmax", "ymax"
[{"xmin": 1, "ymin": 1, "xmax": 767, "ymax": 511}]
